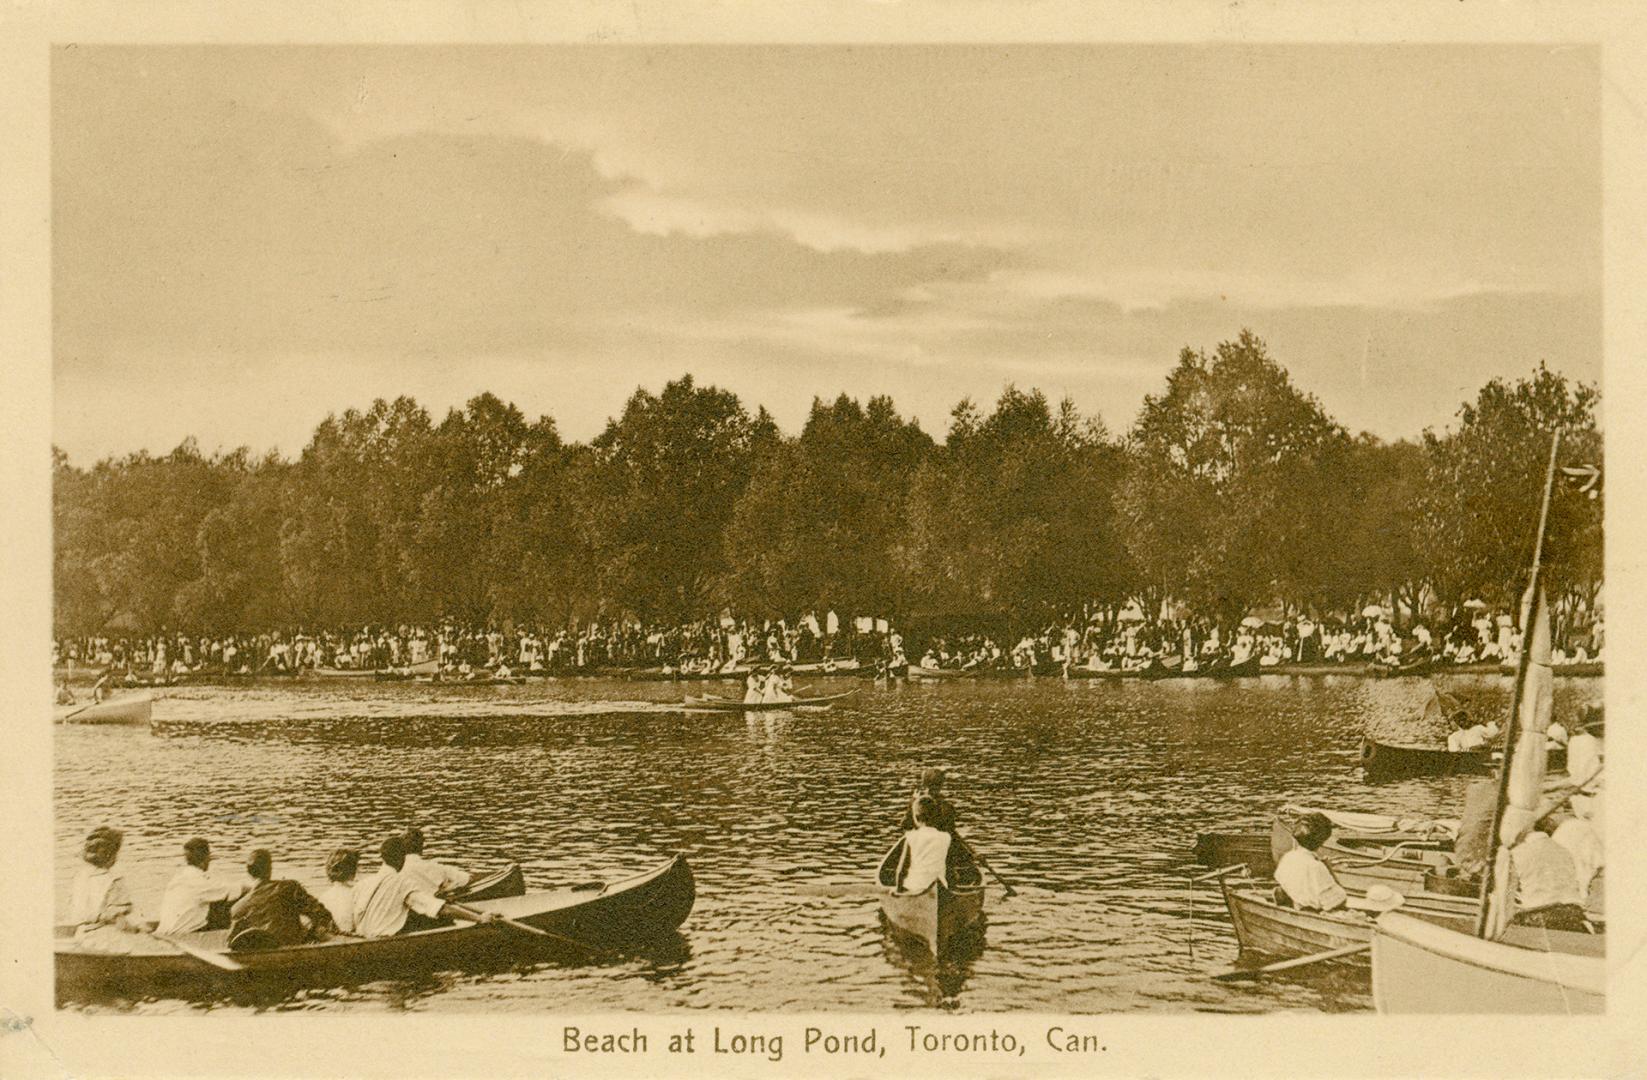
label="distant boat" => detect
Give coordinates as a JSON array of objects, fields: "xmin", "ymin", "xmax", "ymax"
[
  {"xmin": 1358, "ymin": 737, "xmax": 1566, "ymax": 783},
  {"xmin": 54, "ymin": 692, "xmax": 153, "ymax": 726}
]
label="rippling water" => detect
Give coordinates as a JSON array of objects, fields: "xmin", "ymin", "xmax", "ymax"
[{"xmin": 54, "ymin": 673, "xmax": 1601, "ymax": 1014}]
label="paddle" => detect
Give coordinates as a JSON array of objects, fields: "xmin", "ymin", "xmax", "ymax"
[
  {"xmin": 1211, "ymin": 942, "xmax": 1369, "ymax": 982},
  {"xmin": 150, "ymin": 932, "xmax": 245, "ymax": 971},
  {"xmin": 952, "ymin": 831, "xmax": 1017, "ymax": 898}
]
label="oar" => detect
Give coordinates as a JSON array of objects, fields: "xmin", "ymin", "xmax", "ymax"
[
  {"xmin": 1192, "ymin": 863, "xmax": 1250, "ymax": 884},
  {"xmin": 1212, "ymin": 942, "xmax": 1369, "ymax": 982},
  {"xmin": 457, "ymin": 913, "xmax": 623, "ymax": 957},
  {"xmin": 150, "ymin": 932, "xmax": 244, "ymax": 971}
]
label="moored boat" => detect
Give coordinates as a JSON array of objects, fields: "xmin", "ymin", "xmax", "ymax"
[
  {"xmin": 876, "ymin": 839, "xmax": 985, "ymax": 956},
  {"xmin": 56, "ymin": 854, "xmax": 694, "ymax": 999},
  {"xmin": 1358, "ymin": 737, "xmax": 1566, "ymax": 783},
  {"xmin": 1220, "ymin": 877, "xmax": 1475, "ymax": 961},
  {"xmin": 54, "ymin": 692, "xmax": 153, "ymax": 726},
  {"xmin": 1370, "ymin": 910, "xmax": 1604, "ymax": 1013}
]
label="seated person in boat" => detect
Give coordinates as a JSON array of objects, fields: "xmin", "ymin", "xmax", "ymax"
[
  {"xmin": 743, "ymin": 667, "xmax": 765, "ymax": 704},
  {"xmin": 1447, "ymin": 713, "xmax": 1499, "ymax": 752},
  {"xmin": 894, "ymin": 796, "xmax": 951, "ymax": 893},
  {"xmin": 1567, "ymin": 707, "xmax": 1603, "ymax": 789},
  {"xmin": 1272, "ymin": 813, "xmax": 1348, "ymax": 912},
  {"xmin": 402, "ymin": 826, "xmax": 471, "ymax": 895},
  {"xmin": 55, "ymin": 679, "xmax": 75, "ymax": 705},
  {"xmin": 898, "ymin": 768, "xmax": 958, "ymax": 834},
  {"xmin": 353, "ymin": 834, "xmax": 501, "ymax": 938},
  {"xmin": 494, "ymin": 661, "xmax": 513, "ymax": 679},
  {"xmin": 156, "ymin": 837, "xmax": 244, "ymax": 935},
  {"xmin": 69, "ymin": 826, "xmax": 147, "ymax": 951},
  {"xmin": 228, "ymin": 849, "xmax": 339, "ymax": 950},
  {"xmin": 1504, "ymin": 812, "xmax": 1590, "ymax": 933},
  {"xmin": 319, "ymin": 847, "xmax": 361, "ymax": 934}
]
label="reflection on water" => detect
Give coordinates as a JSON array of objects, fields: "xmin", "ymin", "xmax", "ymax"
[{"xmin": 55, "ymin": 674, "xmax": 1601, "ymax": 1014}]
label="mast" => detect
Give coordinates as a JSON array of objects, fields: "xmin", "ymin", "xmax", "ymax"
[{"xmin": 1473, "ymin": 431, "xmax": 1562, "ymax": 937}]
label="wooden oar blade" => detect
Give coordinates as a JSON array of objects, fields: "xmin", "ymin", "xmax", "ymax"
[
  {"xmin": 1211, "ymin": 942, "xmax": 1370, "ymax": 982},
  {"xmin": 153, "ymin": 933, "xmax": 244, "ymax": 971}
]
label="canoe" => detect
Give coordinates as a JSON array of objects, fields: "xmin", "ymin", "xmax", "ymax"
[
  {"xmin": 792, "ymin": 658, "xmax": 861, "ymax": 674},
  {"xmin": 444, "ymin": 864, "xmax": 526, "ymax": 902},
  {"xmin": 424, "ymin": 675, "xmax": 529, "ymax": 687},
  {"xmin": 1371, "ymin": 910, "xmax": 1604, "ymax": 1013},
  {"xmin": 307, "ymin": 667, "xmax": 380, "ymax": 679},
  {"xmin": 876, "ymin": 838, "xmax": 985, "ymax": 955},
  {"xmin": 683, "ymin": 689, "xmax": 858, "ymax": 712},
  {"xmin": 1499, "ymin": 660, "xmax": 1604, "ymax": 678},
  {"xmin": 56, "ymin": 854, "xmax": 694, "ymax": 998},
  {"xmin": 54, "ymin": 692, "xmax": 153, "ymax": 726},
  {"xmin": 1359, "ymin": 737, "xmax": 1566, "ymax": 783},
  {"xmin": 1368, "ymin": 659, "xmax": 1434, "ymax": 679}
]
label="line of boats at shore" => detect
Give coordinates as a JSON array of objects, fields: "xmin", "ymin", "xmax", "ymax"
[{"xmin": 54, "ymin": 653, "xmax": 1604, "ymax": 691}]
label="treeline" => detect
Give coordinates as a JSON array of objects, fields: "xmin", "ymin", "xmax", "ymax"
[{"xmin": 53, "ymin": 331, "xmax": 1603, "ymax": 636}]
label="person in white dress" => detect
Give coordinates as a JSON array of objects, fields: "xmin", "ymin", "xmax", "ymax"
[
  {"xmin": 319, "ymin": 848, "xmax": 361, "ymax": 934},
  {"xmin": 68, "ymin": 826, "xmax": 146, "ymax": 951}
]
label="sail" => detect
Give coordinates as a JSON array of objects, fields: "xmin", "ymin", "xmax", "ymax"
[{"xmin": 1482, "ymin": 582, "xmax": 1553, "ymax": 938}]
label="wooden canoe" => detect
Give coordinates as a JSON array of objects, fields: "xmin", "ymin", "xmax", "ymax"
[
  {"xmin": 54, "ymin": 692, "xmax": 153, "ymax": 726},
  {"xmin": 1371, "ymin": 911, "xmax": 1604, "ymax": 1013},
  {"xmin": 876, "ymin": 839, "xmax": 985, "ymax": 956},
  {"xmin": 1359, "ymin": 737, "xmax": 1566, "ymax": 783},
  {"xmin": 56, "ymin": 854, "xmax": 694, "ymax": 999},
  {"xmin": 683, "ymin": 689, "xmax": 858, "ymax": 712}
]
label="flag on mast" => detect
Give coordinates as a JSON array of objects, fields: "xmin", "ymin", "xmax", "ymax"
[{"xmin": 1482, "ymin": 581, "xmax": 1554, "ymax": 939}]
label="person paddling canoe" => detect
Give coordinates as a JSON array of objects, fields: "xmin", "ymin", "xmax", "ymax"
[
  {"xmin": 897, "ymin": 768, "xmax": 957, "ymax": 834},
  {"xmin": 353, "ymin": 834, "xmax": 501, "ymax": 938},
  {"xmin": 402, "ymin": 825, "xmax": 471, "ymax": 896},
  {"xmin": 228, "ymin": 849, "xmax": 339, "ymax": 950}
]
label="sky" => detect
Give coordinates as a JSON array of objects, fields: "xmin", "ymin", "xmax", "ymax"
[{"xmin": 52, "ymin": 45, "xmax": 1601, "ymax": 463}]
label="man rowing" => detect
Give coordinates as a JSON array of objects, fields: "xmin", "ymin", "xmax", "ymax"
[
  {"xmin": 228, "ymin": 849, "xmax": 339, "ymax": 949},
  {"xmin": 156, "ymin": 837, "xmax": 245, "ymax": 935},
  {"xmin": 898, "ymin": 768, "xmax": 957, "ymax": 834},
  {"xmin": 401, "ymin": 826, "xmax": 471, "ymax": 895},
  {"xmin": 893, "ymin": 796, "xmax": 951, "ymax": 893},
  {"xmin": 353, "ymin": 834, "xmax": 500, "ymax": 938}
]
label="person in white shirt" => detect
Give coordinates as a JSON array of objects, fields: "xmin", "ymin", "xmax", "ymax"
[
  {"xmin": 1273, "ymin": 813, "xmax": 1348, "ymax": 912},
  {"xmin": 156, "ymin": 837, "xmax": 243, "ymax": 935},
  {"xmin": 353, "ymin": 834, "xmax": 498, "ymax": 938},
  {"xmin": 895, "ymin": 796, "xmax": 952, "ymax": 894},
  {"xmin": 319, "ymin": 848, "xmax": 362, "ymax": 934},
  {"xmin": 401, "ymin": 827, "xmax": 471, "ymax": 896},
  {"xmin": 68, "ymin": 826, "xmax": 146, "ymax": 952},
  {"xmin": 1549, "ymin": 814, "xmax": 1603, "ymax": 904},
  {"xmin": 1566, "ymin": 708, "xmax": 1602, "ymax": 787},
  {"xmin": 1507, "ymin": 820, "xmax": 1588, "ymax": 932}
]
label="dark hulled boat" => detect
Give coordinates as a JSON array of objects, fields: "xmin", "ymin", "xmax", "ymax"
[
  {"xmin": 56, "ymin": 854, "xmax": 694, "ymax": 1000},
  {"xmin": 1358, "ymin": 738, "xmax": 1566, "ymax": 783}
]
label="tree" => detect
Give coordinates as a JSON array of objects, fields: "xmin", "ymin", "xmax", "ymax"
[
  {"xmin": 1417, "ymin": 363, "xmax": 1602, "ymax": 611},
  {"xmin": 723, "ymin": 393, "xmax": 933, "ymax": 615},
  {"xmin": 586, "ymin": 375, "xmax": 774, "ymax": 620},
  {"xmin": 1119, "ymin": 330, "xmax": 1349, "ymax": 619},
  {"xmin": 903, "ymin": 387, "xmax": 1129, "ymax": 624}
]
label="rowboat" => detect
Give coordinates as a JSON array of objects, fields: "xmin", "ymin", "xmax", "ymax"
[
  {"xmin": 56, "ymin": 854, "xmax": 694, "ymax": 999},
  {"xmin": 424, "ymin": 675, "xmax": 529, "ymax": 687},
  {"xmin": 876, "ymin": 839, "xmax": 985, "ymax": 955},
  {"xmin": 307, "ymin": 666, "xmax": 379, "ymax": 679},
  {"xmin": 908, "ymin": 664, "xmax": 970, "ymax": 680},
  {"xmin": 1499, "ymin": 660, "xmax": 1604, "ymax": 678},
  {"xmin": 1359, "ymin": 737, "xmax": 1566, "ymax": 783},
  {"xmin": 1220, "ymin": 877, "xmax": 1475, "ymax": 961},
  {"xmin": 1371, "ymin": 910, "xmax": 1605, "ymax": 1013},
  {"xmin": 54, "ymin": 692, "xmax": 153, "ymax": 726},
  {"xmin": 683, "ymin": 689, "xmax": 858, "ymax": 712},
  {"xmin": 1368, "ymin": 658, "xmax": 1434, "ymax": 679}
]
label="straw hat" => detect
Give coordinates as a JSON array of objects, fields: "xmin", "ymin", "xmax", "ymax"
[{"xmin": 1347, "ymin": 885, "xmax": 1406, "ymax": 913}]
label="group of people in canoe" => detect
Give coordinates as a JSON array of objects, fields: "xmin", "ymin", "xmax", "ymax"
[
  {"xmin": 67, "ymin": 825, "xmax": 503, "ymax": 953},
  {"xmin": 742, "ymin": 666, "xmax": 797, "ymax": 704},
  {"xmin": 1277, "ymin": 706, "xmax": 1604, "ymax": 933}
]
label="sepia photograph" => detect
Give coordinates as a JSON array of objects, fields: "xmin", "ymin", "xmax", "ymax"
[{"xmin": 5, "ymin": 8, "xmax": 1644, "ymax": 1077}]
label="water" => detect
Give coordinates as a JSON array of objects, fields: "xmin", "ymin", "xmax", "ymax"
[{"xmin": 54, "ymin": 673, "xmax": 1601, "ymax": 1014}]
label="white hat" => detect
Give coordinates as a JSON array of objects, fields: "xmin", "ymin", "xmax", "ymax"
[{"xmin": 1347, "ymin": 885, "xmax": 1406, "ymax": 913}]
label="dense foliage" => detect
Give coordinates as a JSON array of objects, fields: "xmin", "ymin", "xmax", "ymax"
[{"xmin": 52, "ymin": 338, "xmax": 1603, "ymax": 635}]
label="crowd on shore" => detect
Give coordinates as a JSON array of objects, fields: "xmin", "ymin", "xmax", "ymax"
[{"xmin": 53, "ymin": 599, "xmax": 1603, "ymax": 684}]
